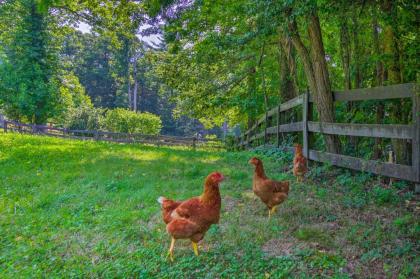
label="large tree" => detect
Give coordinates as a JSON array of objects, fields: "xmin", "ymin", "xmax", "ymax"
[
  {"xmin": 281, "ymin": 4, "xmax": 341, "ymax": 153},
  {"xmin": 0, "ymin": 0, "xmax": 61, "ymax": 124}
]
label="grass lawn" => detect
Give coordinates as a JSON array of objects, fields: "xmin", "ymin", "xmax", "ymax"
[{"xmin": 0, "ymin": 133, "xmax": 419, "ymax": 278}]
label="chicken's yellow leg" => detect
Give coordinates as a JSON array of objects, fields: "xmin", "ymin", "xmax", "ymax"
[
  {"xmin": 167, "ymin": 237, "xmax": 175, "ymax": 262},
  {"xmin": 268, "ymin": 208, "xmax": 271, "ymax": 218},
  {"xmin": 192, "ymin": 242, "xmax": 199, "ymax": 256},
  {"xmin": 271, "ymin": 206, "xmax": 277, "ymax": 215}
]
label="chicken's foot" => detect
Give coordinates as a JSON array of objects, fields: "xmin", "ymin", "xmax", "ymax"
[
  {"xmin": 271, "ymin": 206, "xmax": 277, "ymax": 214},
  {"xmin": 167, "ymin": 237, "xmax": 175, "ymax": 262},
  {"xmin": 268, "ymin": 206, "xmax": 277, "ymax": 218},
  {"xmin": 192, "ymin": 242, "xmax": 199, "ymax": 256}
]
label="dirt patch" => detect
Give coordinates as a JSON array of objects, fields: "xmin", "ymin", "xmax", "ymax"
[
  {"xmin": 262, "ymin": 238, "xmax": 296, "ymax": 257},
  {"xmin": 312, "ymin": 222, "xmax": 341, "ymax": 232},
  {"xmin": 223, "ymin": 196, "xmax": 239, "ymax": 212},
  {"xmin": 262, "ymin": 236, "xmax": 309, "ymax": 257},
  {"xmin": 142, "ymin": 212, "xmax": 162, "ymax": 230}
]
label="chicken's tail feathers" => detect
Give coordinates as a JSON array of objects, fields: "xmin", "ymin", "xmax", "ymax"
[{"xmin": 157, "ymin": 196, "xmax": 166, "ymax": 205}]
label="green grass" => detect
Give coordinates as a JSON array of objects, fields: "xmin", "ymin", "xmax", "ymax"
[{"xmin": 0, "ymin": 133, "xmax": 419, "ymax": 278}]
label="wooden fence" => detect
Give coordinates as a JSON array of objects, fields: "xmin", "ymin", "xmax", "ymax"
[
  {"xmin": 235, "ymin": 83, "xmax": 420, "ymax": 191},
  {"xmin": 2, "ymin": 120, "xmax": 223, "ymax": 149}
]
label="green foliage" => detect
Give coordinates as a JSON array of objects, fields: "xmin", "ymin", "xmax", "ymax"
[
  {"xmin": 55, "ymin": 72, "xmax": 93, "ymax": 123},
  {"xmin": 295, "ymin": 227, "xmax": 334, "ymax": 248},
  {"xmin": 64, "ymin": 106, "xmax": 104, "ymax": 131},
  {"xmin": 0, "ymin": 0, "xmax": 61, "ymax": 124},
  {"xmin": 253, "ymin": 145, "xmax": 294, "ymax": 164},
  {"xmin": 372, "ymin": 185, "xmax": 400, "ymax": 205},
  {"xmin": 393, "ymin": 215, "xmax": 420, "ymax": 238},
  {"xmin": 103, "ymin": 108, "xmax": 162, "ymax": 135},
  {"xmin": 304, "ymin": 251, "xmax": 346, "ymax": 271}
]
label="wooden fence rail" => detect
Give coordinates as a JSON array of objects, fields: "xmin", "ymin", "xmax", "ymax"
[
  {"xmin": 235, "ymin": 83, "xmax": 420, "ymax": 192},
  {"xmin": 2, "ymin": 120, "xmax": 224, "ymax": 149}
]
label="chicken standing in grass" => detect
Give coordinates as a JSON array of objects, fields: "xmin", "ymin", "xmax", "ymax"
[
  {"xmin": 249, "ymin": 157, "xmax": 289, "ymax": 218},
  {"xmin": 293, "ymin": 144, "xmax": 307, "ymax": 182},
  {"xmin": 157, "ymin": 172, "xmax": 224, "ymax": 261}
]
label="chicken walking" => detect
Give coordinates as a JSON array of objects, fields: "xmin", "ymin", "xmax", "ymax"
[
  {"xmin": 249, "ymin": 157, "xmax": 289, "ymax": 218},
  {"xmin": 157, "ymin": 172, "xmax": 224, "ymax": 261},
  {"xmin": 293, "ymin": 144, "xmax": 307, "ymax": 183}
]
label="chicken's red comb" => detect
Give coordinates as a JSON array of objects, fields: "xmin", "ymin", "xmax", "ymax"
[{"xmin": 209, "ymin": 171, "xmax": 224, "ymax": 180}]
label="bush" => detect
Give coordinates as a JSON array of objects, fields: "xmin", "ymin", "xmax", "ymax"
[
  {"xmin": 64, "ymin": 106, "xmax": 104, "ymax": 131},
  {"xmin": 224, "ymin": 135, "xmax": 237, "ymax": 151},
  {"xmin": 103, "ymin": 108, "xmax": 162, "ymax": 135}
]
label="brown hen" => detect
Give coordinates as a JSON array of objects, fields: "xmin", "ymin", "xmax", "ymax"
[
  {"xmin": 157, "ymin": 172, "xmax": 224, "ymax": 261},
  {"xmin": 249, "ymin": 157, "xmax": 289, "ymax": 218},
  {"xmin": 293, "ymin": 144, "xmax": 307, "ymax": 182}
]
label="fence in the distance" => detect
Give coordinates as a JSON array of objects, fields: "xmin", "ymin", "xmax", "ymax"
[
  {"xmin": 3, "ymin": 120, "xmax": 224, "ymax": 149},
  {"xmin": 234, "ymin": 83, "xmax": 420, "ymax": 192}
]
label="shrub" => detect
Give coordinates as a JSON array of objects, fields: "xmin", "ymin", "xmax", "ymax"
[
  {"xmin": 224, "ymin": 135, "xmax": 236, "ymax": 151},
  {"xmin": 64, "ymin": 106, "xmax": 104, "ymax": 131},
  {"xmin": 103, "ymin": 108, "xmax": 162, "ymax": 135}
]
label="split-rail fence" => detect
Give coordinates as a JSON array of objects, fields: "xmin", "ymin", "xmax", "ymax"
[
  {"xmin": 234, "ymin": 83, "xmax": 420, "ymax": 192},
  {"xmin": 3, "ymin": 120, "xmax": 223, "ymax": 149}
]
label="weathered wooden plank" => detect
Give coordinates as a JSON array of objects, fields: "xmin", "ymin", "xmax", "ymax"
[
  {"xmin": 309, "ymin": 150, "xmax": 415, "ymax": 181},
  {"xmin": 266, "ymin": 122, "xmax": 303, "ymax": 135},
  {"xmin": 249, "ymin": 132, "xmax": 265, "ymax": 141},
  {"xmin": 331, "ymin": 83, "xmax": 414, "ymax": 102},
  {"xmin": 308, "ymin": 121, "xmax": 413, "ymax": 139},
  {"xmin": 280, "ymin": 95, "xmax": 303, "ymax": 112}
]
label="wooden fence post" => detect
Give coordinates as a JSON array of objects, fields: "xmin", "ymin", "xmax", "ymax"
[
  {"xmin": 412, "ymin": 89, "xmax": 420, "ymax": 193},
  {"xmin": 4, "ymin": 120, "xmax": 7, "ymax": 133},
  {"xmin": 277, "ymin": 105, "xmax": 281, "ymax": 148},
  {"xmin": 302, "ymin": 91, "xmax": 309, "ymax": 159}
]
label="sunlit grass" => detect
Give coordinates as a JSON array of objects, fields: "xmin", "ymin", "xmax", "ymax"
[{"xmin": 0, "ymin": 133, "xmax": 418, "ymax": 278}]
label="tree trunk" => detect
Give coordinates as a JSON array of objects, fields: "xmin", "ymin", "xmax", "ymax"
[
  {"xmin": 382, "ymin": 0, "xmax": 407, "ymax": 164},
  {"xmin": 279, "ymin": 33, "xmax": 299, "ymax": 101},
  {"xmin": 133, "ymin": 60, "xmax": 138, "ymax": 112},
  {"xmin": 127, "ymin": 67, "xmax": 132, "ymax": 110},
  {"xmin": 278, "ymin": 35, "xmax": 298, "ymax": 101},
  {"xmin": 352, "ymin": 15, "xmax": 362, "ymax": 89},
  {"xmin": 287, "ymin": 13, "xmax": 340, "ymax": 153},
  {"xmin": 372, "ymin": 13, "xmax": 385, "ymax": 160},
  {"xmin": 339, "ymin": 17, "xmax": 358, "ymax": 153},
  {"xmin": 247, "ymin": 68, "xmax": 257, "ymax": 131},
  {"xmin": 258, "ymin": 44, "xmax": 269, "ymax": 112},
  {"xmin": 339, "ymin": 19, "xmax": 351, "ymax": 91},
  {"xmin": 123, "ymin": 38, "xmax": 132, "ymax": 110}
]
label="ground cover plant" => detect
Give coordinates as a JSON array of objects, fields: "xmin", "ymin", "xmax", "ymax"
[{"xmin": 0, "ymin": 133, "xmax": 419, "ymax": 278}]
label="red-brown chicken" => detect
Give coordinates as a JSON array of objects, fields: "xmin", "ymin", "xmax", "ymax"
[
  {"xmin": 157, "ymin": 172, "xmax": 224, "ymax": 261},
  {"xmin": 249, "ymin": 157, "xmax": 289, "ymax": 218},
  {"xmin": 293, "ymin": 144, "xmax": 307, "ymax": 182}
]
